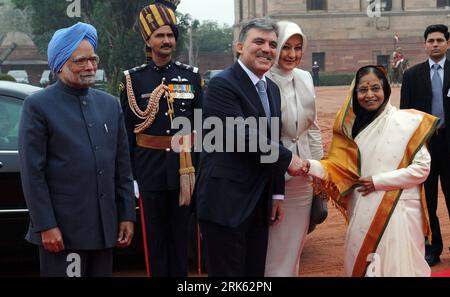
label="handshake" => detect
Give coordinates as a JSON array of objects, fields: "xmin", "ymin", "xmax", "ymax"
[{"xmin": 287, "ymin": 155, "xmax": 310, "ymax": 176}]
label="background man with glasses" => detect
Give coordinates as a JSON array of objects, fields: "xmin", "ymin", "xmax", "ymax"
[
  {"xmin": 401, "ymin": 24, "xmax": 450, "ymax": 267},
  {"xmin": 18, "ymin": 22, "xmax": 136, "ymax": 277}
]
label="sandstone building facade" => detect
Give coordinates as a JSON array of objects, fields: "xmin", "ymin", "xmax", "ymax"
[{"xmin": 234, "ymin": 0, "xmax": 450, "ymax": 73}]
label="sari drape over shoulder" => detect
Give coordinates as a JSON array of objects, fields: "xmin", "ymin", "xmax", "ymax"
[{"xmin": 314, "ymin": 81, "xmax": 438, "ymax": 276}]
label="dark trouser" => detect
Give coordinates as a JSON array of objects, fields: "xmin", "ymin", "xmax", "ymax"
[
  {"xmin": 425, "ymin": 129, "xmax": 450, "ymax": 257},
  {"xmin": 199, "ymin": 196, "xmax": 269, "ymax": 277},
  {"xmin": 313, "ymin": 74, "xmax": 320, "ymax": 86},
  {"xmin": 39, "ymin": 247, "xmax": 113, "ymax": 277},
  {"xmin": 141, "ymin": 189, "xmax": 190, "ymax": 277}
]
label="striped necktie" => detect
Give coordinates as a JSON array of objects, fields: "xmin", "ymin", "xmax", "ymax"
[
  {"xmin": 431, "ymin": 63, "xmax": 445, "ymax": 128},
  {"xmin": 256, "ymin": 80, "xmax": 271, "ymax": 119}
]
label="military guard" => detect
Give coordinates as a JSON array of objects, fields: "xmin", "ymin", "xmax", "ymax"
[{"xmin": 120, "ymin": 0, "xmax": 202, "ymax": 277}]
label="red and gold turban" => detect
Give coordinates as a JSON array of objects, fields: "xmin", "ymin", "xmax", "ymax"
[
  {"xmin": 139, "ymin": 1, "xmax": 179, "ymax": 40},
  {"xmin": 139, "ymin": 0, "xmax": 180, "ymax": 61}
]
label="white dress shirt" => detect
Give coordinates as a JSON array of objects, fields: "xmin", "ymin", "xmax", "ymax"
[{"xmin": 428, "ymin": 57, "xmax": 446, "ymax": 84}]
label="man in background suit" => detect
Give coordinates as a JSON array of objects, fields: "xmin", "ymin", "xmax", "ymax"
[
  {"xmin": 400, "ymin": 24, "xmax": 450, "ymax": 267},
  {"xmin": 195, "ymin": 18, "xmax": 304, "ymax": 277},
  {"xmin": 18, "ymin": 22, "xmax": 135, "ymax": 277}
]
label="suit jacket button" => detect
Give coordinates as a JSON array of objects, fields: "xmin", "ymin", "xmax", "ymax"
[
  {"xmin": 98, "ymin": 170, "xmax": 104, "ymax": 175},
  {"xmin": 88, "ymin": 123, "xmax": 94, "ymax": 128}
]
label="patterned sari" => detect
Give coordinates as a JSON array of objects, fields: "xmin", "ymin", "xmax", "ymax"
[{"xmin": 311, "ymin": 81, "xmax": 438, "ymax": 276}]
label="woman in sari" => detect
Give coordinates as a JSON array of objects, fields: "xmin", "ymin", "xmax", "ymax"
[{"xmin": 302, "ymin": 65, "xmax": 438, "ymax": 277}]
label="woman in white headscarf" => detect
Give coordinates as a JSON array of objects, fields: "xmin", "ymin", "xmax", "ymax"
[{"xmin": 265, "ymin": 21, "xmax": 323, "ymax": 277}]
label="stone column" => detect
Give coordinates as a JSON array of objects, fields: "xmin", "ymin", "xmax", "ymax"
[{"xmin": 392, "ymin": 0, "xmax": 403, "ymax": 11}]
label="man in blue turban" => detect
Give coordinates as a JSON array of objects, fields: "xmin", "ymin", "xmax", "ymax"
[
  {"xmin": 47, "ymin": 22, "xmax": 98, "ymax": 74},
  {"xmin": 19, "ymin": 22, "xmax": 136, "ymax": 277}
]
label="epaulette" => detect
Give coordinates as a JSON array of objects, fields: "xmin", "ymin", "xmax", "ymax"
[
  {"xmin": 119, "ymin": 64, "xmax": 147, "ymax": 93},
  {"xmin": 174, "ymin": 61, "xmax": 199, "ymax": 74},
  {"xmin": 124, "ymin": 63, "xmax": 148, "ymax": 76}
]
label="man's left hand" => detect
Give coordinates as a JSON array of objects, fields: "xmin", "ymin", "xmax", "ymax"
[
  {"xmin": 270, "ymin": 200, "xmax": 284, "ymax": 226},
  {"xmin": 116, "ymin": 221, "xmax": 134, "ymax": 248}
]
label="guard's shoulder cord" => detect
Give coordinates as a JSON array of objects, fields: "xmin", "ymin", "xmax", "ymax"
[{"xmin": 124, "ymin": 71, "xmax": 167, "ymax": 134}]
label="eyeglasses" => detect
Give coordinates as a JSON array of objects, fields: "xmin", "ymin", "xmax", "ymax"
[
  {"xmin": 72, "ymin": 55, "xmax": 100, "ymax": 67},
  {"xmin": 356, "ymin": 85, "xmax": 382, "ymax": 95}
]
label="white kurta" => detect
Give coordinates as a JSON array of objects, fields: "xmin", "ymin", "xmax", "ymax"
[
  {"xmin": 265, "ymin": 66, "xmax": 323, "ymax": 277},
  {"xmin": 309, "ymin": 104, "xmax": 431, "ymax": 277}
]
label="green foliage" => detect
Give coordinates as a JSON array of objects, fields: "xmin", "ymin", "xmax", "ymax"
[
  {"xmin": 9, "ymin": 0, "xmax": 233, "ymax": 95},
  {"xmin": 177, "ymin": 15, "xmax": 233, "ymax": 53},
  {"xmin": 195, "ymin": 20, "xmax": 233, "ymax": 53},
  {"xmin": 0, "ymin": 0, "xmax": 32, "ymax": 36},
  {"xmin": 175, "ymin": 15, "xmax": 233, "ymax": 66},
  {"xmin": 0, "ymin": 73, "xmax": 16, "ymax": 82},
  {"xmin": 11, "ymin": 0, "xmax": 148, "ymax": 95},
  {"xmin": 12, "ymin": 0, "xmax": 75, "ymax": 51},
  {"xmin": 319, "ymin": 73, "xmax": 354, "ymax": 86},
  {"xmin": 175, "ymin": 11, "xmax": 194, "ymax": 57}
]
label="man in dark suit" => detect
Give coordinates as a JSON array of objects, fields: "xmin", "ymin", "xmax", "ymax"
[
  {"xmin": 195, "ymin": 18, "xmax": 303, "ymax": 277},
  {"xmin": 18, "ymin": 22, "xmax": 136, "ymax": 277},
  {"xmin": 400, "ymin": 24, "xmax": 450, "ymax": 267}
]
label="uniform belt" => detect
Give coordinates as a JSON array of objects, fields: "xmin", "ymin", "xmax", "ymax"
[
  {"xmin": 136, "ymin": 133, "xmax": 194, "ymax": 150},
  {"xmin": 136, "ymin": 132, "xmax": 196, "ymax": 207}
]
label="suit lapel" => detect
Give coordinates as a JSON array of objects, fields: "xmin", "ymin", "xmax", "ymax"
[
  {"xmin": 443, "ymin": 60, "xmax": 450, "ymax": 129},
  {"xmin": 232, "ymin": 62, "xmax": 268, "ymax": 118},
  {"xmin": 443, "ymin": 59, "xmax": 450, "ymax": 97},
  {"xmin": 421, "ymin": 61, "xmax": 432, "ymax": 111},
  {"xmin": 266, "ymin": 80, "xmax": 278, "ymax": 118}
]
